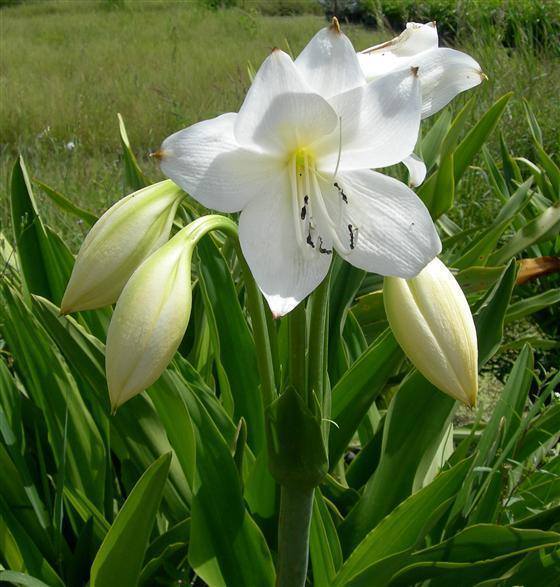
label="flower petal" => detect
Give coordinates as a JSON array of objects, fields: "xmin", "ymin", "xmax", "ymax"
[
  {"xmin": 295, "ymin": 23, "xmax": 365, "ymax": 98},
  {"xmin": 315, "ymin": 67, "xmax": 421, "ymax": 172},
  {"xmin": 239, "ymin": 175, "xmax": 332, "ymax": 317},
  {"xmin": 246, "ymin": 91, "xmax": 339, "ymax": 155},
  {"xmin": 319, "ymin": 169, "xmax": 441, "ymax": 277},
  {"xmin": 160, "ymin": 113, "xmax": 283, "ymax": 213},
  {"xmin": 358, "ymin": 22, "xmax": 439, "ymax": 81},
  {"xmin": 403, "ymin": 153, "xmax": 427, "ymax": 187},
  {"xmin": 234, "ymin": 49, "xmax": 336, "ymax": 153},
  {"xmin": 413, "ymin": 48, "xmax": 485, "ymax": 118}
]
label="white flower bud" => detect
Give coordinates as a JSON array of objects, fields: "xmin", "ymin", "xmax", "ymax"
[
  {"xmin": 61, "ymin": 180, "xmax": 183, "ymax": 313},
  {"xmin": 384, "ymin": 257, "xmax": 478, "ymax": 406},
  {"xmin": 106, "ymin": 228, "xmax": 193, "ymax": 411}
]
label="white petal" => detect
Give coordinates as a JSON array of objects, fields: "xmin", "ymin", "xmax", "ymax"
[
  {"xmin": 295, "ymin": 24, "xmax": 365, "ymax": 98},
  {"xmin": 403, "ymin": 153, "xmax": 427, "ymax": 187},
  {"xmin": 413, "ymin": 48, "xmax": 485, "ymax": 118},
  {"xmin": 160, "ymin": 113, "xmax": 283, "ymax": 213},
  {"xmin": 243, "ymin": 91, "xmax": 339, "ymax": 155},
  {"xmin": 238, "ymin": 175, "xmax": 331, "ymax": 317},
  {"xmin": 358, "ymin": 22, "xmax": 439, "ymax": 81},
  {"xmin": 319, "ymin": 170, "xmax": 441, "ymax": 277},
  {"xmin": 234, "ymin": 49, "xmax": 337, "ymax": 153},
  {"xmin": 315, "ymin": 67, "xmax": 421, "ymax": 172}
]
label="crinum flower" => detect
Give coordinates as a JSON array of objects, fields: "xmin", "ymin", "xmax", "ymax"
[
  {"xmin": 159, "ymin": 21, "xmax": 441, "ymax": 317},
  {"xmin": 358, "ymin": 21, "xmax": 486, "ymax": 186}
]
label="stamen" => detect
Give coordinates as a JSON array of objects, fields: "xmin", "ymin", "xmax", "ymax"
[
  {"xmin": 289, "ymin": 155, "xmax": 306, "ymax": 251},
  {"xmin": 348, "ymin": 224, "xmax": 359, "ymax": 250},
  {"xmin": 318, "ymin": 237, "xmax": 332, "ymax": 255},
  {"xmin": 333, "ymin": 116, "xmax": 343, "ymax": 178},
  {"xmin": 334, "ymin": 181, "xmax": 348, "ymax": 204},
  {"xmin": 310, "ymin": 171, "xmax": 350, "ymax": 254}
]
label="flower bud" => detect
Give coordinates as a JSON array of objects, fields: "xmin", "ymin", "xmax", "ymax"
[
  {"xmin": 384, "ymin": 257, "xmax": 478, "ymax": 406},
  {"xmin": 106, "ymin": 227, "xmax": 193, "ymax": 411},
  {"xmin": 61, "ymin": 180, "xmax": 183, "ymax": 313}
]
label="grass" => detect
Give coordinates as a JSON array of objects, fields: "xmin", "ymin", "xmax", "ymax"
[{"xmin": 1, "ymin": 0, "xmax": 559, "ymax": 248}]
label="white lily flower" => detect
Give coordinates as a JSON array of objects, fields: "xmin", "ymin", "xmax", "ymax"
[
  {"xmin": 106, "ymin": 226, "xmax": 193, "ymax": 411},
  {"xmin": 358, "ymin": 22, "xmax": 486, "ymax": 119},
  {"xmin": 61, "ymin": 180, "xmax": 183, "ymax": 314},
  {"xmin": 384, "ymin": 257, "xmax": 478, "ymax": 407},
  {"xmin": 159, "ymin": 22, "xmax": 441, "ymax": 317}
]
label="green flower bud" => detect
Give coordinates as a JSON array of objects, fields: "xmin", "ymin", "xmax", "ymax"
[
  {"xmin": 61, "ymin": 180, "xmax": 183, "ymax": 313},
  {"xmin": 384, "ymin": 257, "xmax": 478, "ymax": 407},
  {"xmin": 106, "ymin": 227, "xmax": 193, "ymax": 411}
]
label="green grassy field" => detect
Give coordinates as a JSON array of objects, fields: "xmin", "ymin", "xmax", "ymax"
[{"xmin": 1, "ymin": 0, "xmax": 559, "ymax": 249}]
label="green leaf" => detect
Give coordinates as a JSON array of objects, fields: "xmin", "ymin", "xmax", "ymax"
[
  {"xmin": 118, "ymin": 113, "xmax": 148, "ymax": 192},
  {"xmin": 515, "ymin": 403, "xmax": 560, "ymax": 462},
  {"xmin": 420, "ymin": 108, "xmax": 452, "ymax": 170},
  {"xmin": 90, "ymin": 453, "xmax": 172, "ymax": 587},
  {"xmin": 10, "ymin": 157, "xmax": 52, "ymax": 300},
  {"xmin": 389, "ymin": 525, "xmax": 560, "ymax": 586},
  {"xmin": 196, "ymin": 234, "xmax": 265, "ymax": 452},
  {"xmin": 188, "ymin": 392, "xmax": 275, "ymax": 587},
  {"xmin": 506, "ymin": 288, "xmax": 560, "ymax": 323},
  {"xmin": 0, "ymin": 495, "xmax": 64, "ymax": 587},
  {"xmin": 453, "ymin": 179, "xmax": 533, "ymax": 269},
  {"xmin": 327, "ymin": 258, "xmax": 366, "ymax": 384},
  {"xmin": 474, "ymin": 260, "xmax": 517, "ymax": 365},
  {"xmin": 0, "ymin": 571, "xmax": 53, "ymax": 587},
  {"xmin": 309, "ymin": 489, "xmax": 343, "ymax": 587},
  {"xmin": 334, "ymin": 458, "xmax": 472, "ymax": 586},
  {"xmin": 140, "ymin": 519, "xmax": 191, "ymax": 585},
  {"xmin": 489, "ymin": 203, "xmax": 560, "ymax": 266},
  {"xmin": 455, "ymin": 265, "xmax": 506, "ymax": 294},
  {"xmin": 0, "ymin": 283, "xmax": 107, "ymax": 509},
  {"xmin": 34, "ymin": 179, "xmax": 98, "ymax": 226},
  {"xmin": 453, "ymin": 93, "xmax": 512, "ymax": 184},
  {"xmin": 328, "ymin": 330, "xmax": 402, "ymax": 467},
  {"xmin": 339, "ymin": 372, "xmax": 455, "ymax": 552}
]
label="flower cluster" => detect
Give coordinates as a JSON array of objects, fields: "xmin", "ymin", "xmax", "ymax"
[{"xmin": 62, "ymin": 19, "xmax": 483, "ymax": 409}]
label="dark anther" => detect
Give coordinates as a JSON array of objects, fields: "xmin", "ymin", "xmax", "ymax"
[
  {"xmin": 334, "ymin": 181, "xmax": 348, "ymax": 203},
  {"xmin": 318, "ymin": 238, "xmax": 332, "ymax": 255},
  {"xmin": 348, "ymin": 224, "xmax": 356, "ymax": 250},
  {"xmin": 304, "ymin": 195, "xmax": 309, "ymax": 204},
  {"xmin": 301, "ymin": 206, "xmax": 306, "ymax": 220},
  {"xmin": 306, "ymin": 233, "xmax": 315, "ymax": 248}
]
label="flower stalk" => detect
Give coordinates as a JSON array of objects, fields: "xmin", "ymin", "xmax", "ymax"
[{"xmin": 276, "ymin": 485, "xmax": 315, "ymax": 587}]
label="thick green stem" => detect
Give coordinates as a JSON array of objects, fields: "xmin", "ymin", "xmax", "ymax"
[
  {"xmin": 307, "ymin": 273, "xmax": 331, "ymax": 407},
  {"xmin": 288, "ymin": 302, "xmax": 307, "ymax": 400},
  {"xmin": 276, "ymin": 485, "xmax": 314, "ymax": 587}
]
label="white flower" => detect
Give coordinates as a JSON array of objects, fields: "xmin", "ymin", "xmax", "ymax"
[
  {"xmin": 384, "ymin": 257, "xmax": 478, "ymax": 407},
  {"xmin": 106, "ymin": 226, "xmax": 193, "ymax": 411},
  {"xmin": 159, "ymin": 22, "xmax": 441, "ymax": 317},
  {"xmin": 357, "ymin": 22, "xmax": 486, "ymax": 120},
  {"xmin": 358, "ymin": 22, "xmax": 485, "ymax": 188},
  {"xmin": 61, "ymin": 180, "xmax": 183, "ymax": 313}
]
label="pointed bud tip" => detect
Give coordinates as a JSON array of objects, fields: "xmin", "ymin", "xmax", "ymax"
[
  {"xmin": 480, "ymin": 71, "xmax": 489, "ymax": 81},
  {"xmin": 429, "ymin": 20, "xmax": 437, "ymax": 27},
  {"xmin": 330, "ymin": 16, "xmax": 341, "ymax": 34},
  {"xmin": 410, "ymin": 66, "xmax": 419, "ymax": 77},
  {"xmin": 271, "ymin": 46, "xmax": 281, "ymax": 54},
  {"xmin": 150, "ymin": 149, "xmax": 166, "ymax": 161}
]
